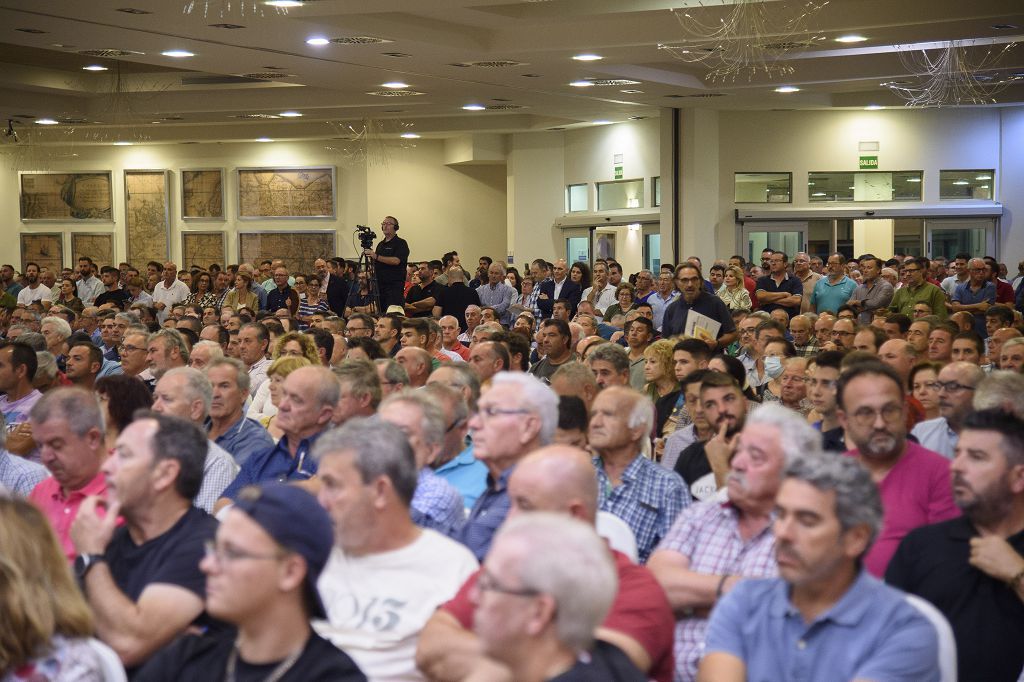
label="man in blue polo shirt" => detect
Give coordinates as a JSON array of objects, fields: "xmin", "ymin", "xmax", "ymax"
[
  {"xmin": 810, "ymin": 253, "xmax": 858, "ymax": 315},
  {"xmin": 755, "ymin": 251, "xmax": 803, "ymax": 320},
  {"xmin": 214, "ymin": 365, "xmax": 338, "ymax": 512},
  {"xmin": 662, "ymin": 264, "xmax": 737, "ymax": 349},
  {"xmin": 205, "ymin": 358, "xmax": 273, "ymax": 465},
  {"xmin": 698, "ymin": 454, "xmax": 940, "ymax": 682}
]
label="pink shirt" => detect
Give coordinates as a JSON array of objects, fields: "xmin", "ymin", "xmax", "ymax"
[
  {"xmin": 846, "ymin": 441, "xmax": 960, "ymax": 577},
  {"xmin": 29, "ymin": 472, "xmax": 109, "ymax": 562}
]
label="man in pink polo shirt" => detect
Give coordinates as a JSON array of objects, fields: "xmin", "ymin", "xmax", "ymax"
[
  {"xmin": 837, "ymin": 362, "xmax": 959, "ymax": 576},
  {"xmin": 28, "ymin": 386, "xmax": 109, "ymax": 561}
]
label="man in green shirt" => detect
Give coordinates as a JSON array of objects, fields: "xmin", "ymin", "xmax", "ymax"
[{"xmin": 889, "ymin": 256, "xmax": 947, "ymax": 320}]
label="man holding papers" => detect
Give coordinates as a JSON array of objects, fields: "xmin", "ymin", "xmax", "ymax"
[{"xmin": 663, "ymin": 263, "xmax": 737, "ymax": 349}]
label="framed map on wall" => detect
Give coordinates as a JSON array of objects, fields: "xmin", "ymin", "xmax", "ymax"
[
  {"xmin": 237, "ymin": 167, "xmax": 335, "ymax": 219},
  {"xmin": 182, "ymin": 231, "xmax": 226, "ymax": 270},
  {"xmin": 238, "ymin": 231, "xmax": 336, "ymax": 275},
  {"xmin": 20, "ymin": 233, "xmax": 63, "ymax": 273},
  {"xmin": 19, "ymin": 172, "xmax": 113, "ymax": 222},
  {"xmin": 71, "ymin": 233, "xmax": 115, "ymax": 268},
  {"xmin": 181, "ymin": 168, "xmax": 225, "ymax": 220},
  {"xmin": 125, "ymin": 170, "xmax": 170, "ymax": 266}
]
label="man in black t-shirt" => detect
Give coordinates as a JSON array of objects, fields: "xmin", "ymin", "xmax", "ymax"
[
  {"xmin": 404, "ymin": 261, "xmax": 444, "ymax": 318},
  {"xmin": 93, "ymin": 265, "xmax": 131, "ymax": 310},
  {"xmin": 136, "ymin": 483, "xmax": 366, "ymax": 682},
  {"xmin": 367, "ymin": 215, "xmax": 409, "ymax": 311},
  {"xmin": 70, "ymin": 411, "xmax": 219, "ymax": 674}
]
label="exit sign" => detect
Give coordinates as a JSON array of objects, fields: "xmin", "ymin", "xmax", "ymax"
[{"xmin": 859, "ymin": 155, "xmax": 878, "ymax": 170}]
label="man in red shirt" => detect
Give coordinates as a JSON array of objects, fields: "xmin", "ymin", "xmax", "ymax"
[{"xmin": 416, "ymin": 445, "xmax": 675, "ymax": 682}]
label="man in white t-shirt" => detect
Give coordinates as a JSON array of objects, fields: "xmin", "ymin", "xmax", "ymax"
[
  {"xmin": 151, "ymin": 261, "xmax": 191, "ymax": 322},
  {"xmin": 313, "ymin": 417, "xmax": 478, "ymax": 680},
  {"xmin": 16, "ymin": 262, "xmax": 51, "ymax": 308}
]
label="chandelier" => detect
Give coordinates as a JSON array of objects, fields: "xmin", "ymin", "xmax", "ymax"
[{"xmin": 886, "ymin": 40, "xmax": 1020, "ymax": 107}]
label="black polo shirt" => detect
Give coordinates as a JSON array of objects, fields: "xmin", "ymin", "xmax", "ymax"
[
  {"xmin": 661, "ymin": 291, "xmax": 736, "ymax": 340},
  {"xmin": 755, "ymin": 272, "xmax": 803, "ymax": 318},
  {"xmin": 885, "ymin": 516, "xmax": 1024, "ymax": 682},
  {"xmin": 405, "ymin": 279, "xmax": 444, "ymax": 318},
  {"xmin": 374, "ymin": 235, "xmax": 409, "ymax": 284}
]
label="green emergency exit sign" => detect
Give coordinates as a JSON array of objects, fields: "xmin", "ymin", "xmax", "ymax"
[{"xmin": 859, "ymin": 155, "xmax": 878, "ymax": 170}]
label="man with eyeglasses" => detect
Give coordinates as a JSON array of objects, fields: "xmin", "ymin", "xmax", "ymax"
[
  {"xmin": 343, "ymin": 312, "xmax": 375, "ymax": 340},
  {"xmin": 136, "ymin": 483, "xmax": 367, "ymax": 681},
  {"xmin": 890, "ymin": 256, "xmax": 948, "ymax": 320},
  {"xmin": 837, "ymin": 362, "xmax": 959, "ymax": 577},
  {"xmin": 423, "ymin": 380, "xmax": 487, "ymax": 512},
  {"xmin": 314, "ymin": 418, "xmax": 478, "ymax": 680},
  {"xmin": 70, "ymin": 412, "xmax": 220, "ymax": 674},
  {"xmin": 456, "ymin": 372, "xmax": 558, "ymax": 561},
  {"xmin": 754, "ymin": 251, "xmax": 803, "ymax": 321},
  {"xmin": 825, "ymin": 317, "xmax": 856, "ymax": 351},
  {"xmin": 910, "ymin": 362, "xmax": 985, "ymax": 459},
  {"xmin": 663, "ymin": 264, "xmax": 737, "ymax": 349},
  {"xmin": 367, "ymin": 216, "xmax": 409, "ymax": 312}
]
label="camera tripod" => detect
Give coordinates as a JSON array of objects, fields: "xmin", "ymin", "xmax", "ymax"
[{"xmin": 345, "ymin": 247, "xmax": 383, "ymax": 317}]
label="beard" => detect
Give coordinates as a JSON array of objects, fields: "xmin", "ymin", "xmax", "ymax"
[
  {"xmin": 953, "ymin": 473, "xmax": 1014, "ymax": 524},
  {"xmin": 856, "ymin": 430, "xmax": 901, "ymax": 459}
]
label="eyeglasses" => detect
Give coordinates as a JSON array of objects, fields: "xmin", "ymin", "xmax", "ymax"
[
  {"xmin": 445, "ymin": 417, "xmax": 467, "ymax": 434},
  {"xmin": 780, "ymin": 375, "xmax": 806, "ymax": 385},
  {"xmin": 849, "ymin": 404, "xmax": 903, "ymax": 426},
  {"xmin": 476, "ymin": 406, "xmax": 531, "ymax": 420},
  {"xmin": 118, "ymin": 344, "xmax": 144, "ymax": 353},
  {"xmin": 935, "ymin": 381, "xmax": 975, "ymax": 394},
  {"xmin": 476, "ymin": 569, "xmax": 540, "ymax": 597},
  {"xmin": 203, "ymin": 540, "xmax": 285, "ymax": 565}
]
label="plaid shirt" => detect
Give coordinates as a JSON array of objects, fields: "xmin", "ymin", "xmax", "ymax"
[
  {"xmin": 793, "ymin": 340, "xmax": 819, "ymax": 357},
  {"xmin": 0, "ymin": 449, "xmax": 47, "ymax": 497},
  {"xmin": 655, "ymin": 499, "xmax": 777, "ymax": 681},
  {"xmin": 521, "ymin": 287, "xmax": 542, "ymax": 324},
  {"xmin": 411, "ymin": 467, "xmax": 465, "ymax": 538},
  {"xmin": 194, "ymin": 441, "xmax": 239, "ymax": 514},
  {"xmin": 593, "ymin": 454, "xmax": 691, "ymax": 564}
]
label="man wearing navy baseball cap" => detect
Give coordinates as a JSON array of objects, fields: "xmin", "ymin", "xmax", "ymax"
[{"xmin": 136, "ymin": 483, "xmax": 366, "ymax": 681}]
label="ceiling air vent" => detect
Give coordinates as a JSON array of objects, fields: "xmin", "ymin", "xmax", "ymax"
[
  {"xmin": 116, "ymin": 8, "xmax": 153, "ymax": 14},
  {"xmin": 330, "ymin": 36, "xmax": 393, "ymax": 45},
  {"xmin": 209, "ymin": 23, "xmax": 245, "ymax": 29},
  {"xmin": 759, "ymin": 40, "xmax": 816, "ymax": 50},
  {"xmin": 183, "ymin": 75, "xmax": 268, "ymax": 85},
  {"xmin": 588, "ymin": 79, "xmax": 641, "ymax": 87},
  {"xmin": 681, "ymin": 92, "xmax": 727, "ymax": 98},
  {"xmin": 78, "ymin": 49, "xmax": 145, "ymax": 57},
  {"xmin": 463, "ymin": 60, "xmax": 527, "ymax": 68},
  {"xmin": 16, "ymin": 28, "xmax": 48, "ymax": 34},
  {"xmin": 366, "ymin": 89, "xmax": 424, "ymax": 97},
  {"xmin": 238, "ymin": 72, "xmax": 295, "ymax": 80},
  {"xmin": 486, "ymin": 104, "xmax": 525, "ymax": 110},
  {"xmin": 232, "ymin": 113, "xmax": 281, "ymax": 119}
]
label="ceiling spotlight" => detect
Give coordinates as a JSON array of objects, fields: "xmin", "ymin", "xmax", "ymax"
[
  {"xmin": 811, "ymin": 192, "xmax": 826, "ymax": 196},
  {"xmin": 592, "ymin": 120, "xmax": 612, "ymax": 125},
  {"xmin": 265, "ymin": 0, "xmax": 304, "ymax": 6},
  {"xmin": 774, "ymin": 86, "xmax": 800, "ymax": 93},
  {"xmin": 976, "ymin": 174, "xmax": 992, "ymax": 180},
  {"xmin": 305, "ymin": 37, "xmax": 329, "ymax": 46},
  {"xmin": 906, "ymin": 178, "xmax": 921, "ymax": 182},
  {"xmin": 381, "ymin": 81, "xmax": 409, "ymax": 89},
  {"xmin": 161, "ymin": 50, "xmax": 195, "ymax": 58},
  {"xmin": 864, "ymin": 105, "xmax": 883, "ymax": 110},
  {"xmin": 83, "ymin": 65, "xmax": 108, "ymax": 71},
  {"xmin": 113, "ymin": 141, "xmax": 133, "ymax": 146},
  {"xmin": 278, "ymin": 111, "xmax": 303, "ymax": 117},
  {"xmin": 572, "ymin": 54, "xmax": 602, "ymax": 61},
  {"xmin": 569, "ymin": 80, "xmax": 594, "ymax": 87},
  {"xmin": 400, "ymin": 132, "xmax": 420, "ymax": 139},
  {"xmin": 35, "ymin": 118, "xmax": 59, "ymax": 125},
  {"xmin": 256, "ymin": 137, "xmax": 274, "ymax": 142},
  {"xmin": 952, "ymin": 180, "xmax": 969, "ymax": 185},
  {"xmin": 835, "ymin": 35, "xmax": 867, "ymax": 43},
  {"xmin": 462, "ymin": 104, "xmax": 485, "ymax": 111}
]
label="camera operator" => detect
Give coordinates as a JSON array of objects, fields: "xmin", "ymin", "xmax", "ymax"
[{"xmin": 364, "ymin": 216, "xmax": 409, "ymax": 311}]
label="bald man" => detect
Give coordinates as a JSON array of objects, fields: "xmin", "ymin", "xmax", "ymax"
[
  {"xmin": 537, "ymin": 258, "xmax": 582, "ymax": 319},
  {"xmin": 396, "ymin": 346, "xmax": 433, "ymax": 388},
  {"xmin": 416, "ymin": 445, "xmax": 675, "ymax": 682}
]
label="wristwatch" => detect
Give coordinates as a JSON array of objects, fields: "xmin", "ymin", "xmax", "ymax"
[{"xmin": 74, "ymin": 553, "xmax": 106, "ymax": 580}]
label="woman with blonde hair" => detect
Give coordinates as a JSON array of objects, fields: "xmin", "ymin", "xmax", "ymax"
[
  {"xmin": 259, "ymin": 356, "xmax": 313, "ymax": 441},
  {"xmin": 642, "ymin": 338, "xmax": 681, "ymax": 437},
  {"xmin": 0, "ymin": 497, "xmax": 124, "ymax": 680},
  {"xmin": 717, "ymin": 265, "xmax": 752, "ymax": 312},
  {"xmin": 247, "ymin": 332, "xmax": 320, "ymax": 422}
]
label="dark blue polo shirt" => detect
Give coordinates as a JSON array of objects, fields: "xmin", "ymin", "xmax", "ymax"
[
  {"xmin": 661, "ymin": 291, "xmax": 736, "ymax": 339},
  {"xmin": 755, "ymin": 273, "xmax": 804, "ymax": 318}
]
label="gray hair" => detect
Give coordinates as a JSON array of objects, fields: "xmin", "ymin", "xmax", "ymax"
[
  {"xmin": 333, "ymin": 359, "xmax": 382, "ymax": 409},
  {"xmin": 205, "ymin": 356, "xmax": 251, "ymax": 394},
  {"xmin": 1002, "ymin": 337, "xmax": 1024, "ymax": 354},
  {"xmin": 974, "ymin": 371, "xmax": 1024, "ymax": 420},
  {"xmin": 15, "ymin": 332, "xmax": 46, "ymax": 352},
  {"xmin": 428, "ymin": 363, "xmax": 480, "ymax": 410},
  {"xmin": 191, "ymin": 340, "xmax": 224, "ymax": 362},
  {"xmin": 380, "ymin": 389, "xmax": 446, "ymax": 448},
  {"xmin": 41, "ymin": 316, "xmax": 72, "ymax": 340},
  {"xmin": 29, "ymin": 386, "xmax": 104, "ymax": 435},
  {"xmin": 625, "ymin": 390, "xmax": 655, "ymax": 433},
  {"xmin": 745, "ymin": 402, "xmax": 822, "ymax": 465},
  {"xmin": 34, "ymin": 351, "xmax": 58, "ymax": 386},
  {"xmin": 491, "ymin": 372, "xmax": 558, "ymax": 445},
  {"xmin": 495, "ymin": 513, "xmax": 617, "ymax": 652},
  {"xmin": 374, "ymin": 358, "xmax": 410, "ymax": 387},
  {"xmin": 784, "ymin": 454, "xmax": 883, "ymax": 548},
  {"xmin": 162, "ymin": 367, "xmax": 213, "ymax": 415},
  {"xmin": 148, "ymin": 328, "xmax": 190, "ymax": 364},
  {"xmin": 586, "ymin": 342, "xmax": 629, "ymax": 373},
  {"xmin": 422, "ymin": 382, "xmax": 468, "ymax": 426},
  {"xmin": 550, "ymin": 361, "xmax": 597, "ymax": 393},
  {"xmin": 312, "ymin": 417, "xmax": 419, "ymax": 507},
  {"xmin": 488, "ymin": 261, "xmax": 507, "ymax": 275}
]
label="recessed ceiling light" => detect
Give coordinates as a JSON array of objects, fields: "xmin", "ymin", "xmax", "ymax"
[
  {"xmin": 161, "ymin": 50, "xmax": 195, "ymax": 58},
  {"xmin": 573, "ymin": 54, "xmax": 602, "ymax": 61},
  {"xmin": 278, "ymin": 111, "xmax": 303, "ymax": 117},
  {"xmin": 592, "ymin": 120, "xmax": 612, "ymax": 125},
  {"xmin": 462, "ymin": 104, "xmax": 486, "ymax": 111},
  {"xmin": 952, "ymin": 180, "xmax": 970, "ymax": 185},
  {"xmin": 774, "ymin": 86, "xmax": 800, "ymax": 93},
  {"xmin": 865, "ymin": 105, "xmax": 883, "ymax": 110},
  {"xmin": 835, "ymin": 34, "xmax": 867, "ymax": 43},
  {"xmin": 979, "ymin": 185, "xmax": 990, "ymax": 189},
  {"xmin": 812, "ymin": 192, "xmax": 826, "ymax": 196},
  {"xmin": 569, "ymin": 80, "xmax": 594, "ymax": 87},
  {"xmin": 256, "ymin": 137, "xmax": 274, "ymax": 142},
  {"xmin": 621, "ymin": 89, "xmax": 644, "ymax": 94},
  {"xmin": 400, "ymin": 132, "xmax": 420, "ymax": 139},
  {"xmin": 265, "ymin": 0, "xmax": 303, "ymax": 6},
  {"xmin": 83, "ymin": 65, "xmax": 108, "ymax": 71},
  {"xmin": 381, "ymin": 81, "xmax": 409, "ymax": 89},
  {"xmin": 976, "ymin": 174, "xmax": 992, "ymax": 180},
  {"xmin": 907, "ymin": 178, "xmax": 921, "ymax": 182},
  {"xmin": 306, "ymin": 37, "xmax": 329, "ymax": 46},
  {"xmin": 113, "ymin": 141, "xmax": 133, "ymax": 146},
  {"xmin": 35, "ymin": 118, "xmax": 59, "ymax": 125}
]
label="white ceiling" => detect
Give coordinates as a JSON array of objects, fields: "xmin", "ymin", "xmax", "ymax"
[{"xmin": 0, "ymin": 0, "xmax": 1022, "ymax": 145}]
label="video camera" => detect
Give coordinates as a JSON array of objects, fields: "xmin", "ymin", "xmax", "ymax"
[{"xmin": 355, "ymin": 225, "xmax": 376, "ymax": 250}]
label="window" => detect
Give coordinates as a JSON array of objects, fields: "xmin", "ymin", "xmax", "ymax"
[
  {"xmin": 940, "ymin": 170, "xmax": 994, "ymax": 200},
  {"xmin": 652, "ymin": 176, "xmax": 661, "ymax": 207},
  {"xmin": 808, "ymin": 171, "xmax": 922, "ymax": 202},
  {"xmin": 735, "ymin": 172, "xmax": 792, "ymax": 203},
  {"xmin": 566, "ymin": 184, "xmax": 588, "ymax": 212},
  {"xmin": 596, "ymin": 179, "xmax": 644, "ymax": 210},
  {"xmin": 644, "ymin": 233, "xmax": 661, "ymax": 271}
]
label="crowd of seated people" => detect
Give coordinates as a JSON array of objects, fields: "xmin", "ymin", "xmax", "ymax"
[{"xmin": 1, "ymin": 229, "xmax": 1023, "ymax": 682}]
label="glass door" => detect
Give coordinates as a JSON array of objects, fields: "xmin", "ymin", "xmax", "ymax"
[
  {"xmin": 643, "ymin": 224, "xmax": 661, "ymax": 272},
  {"xmin": 563, "ymin": 227, "xmax": 593, "ymax": 265},
  {"xmin": 926, "ymin": 218, "xmax": 996, "ymax": 260},
  {"xmin": 741, "ymin": 221, "xmax": 807, "ymax": 265}
]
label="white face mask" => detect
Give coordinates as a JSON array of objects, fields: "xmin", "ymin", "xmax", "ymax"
[{"xmin": 764, "ymin": 356, "xmax": 785, "ymax": 379}]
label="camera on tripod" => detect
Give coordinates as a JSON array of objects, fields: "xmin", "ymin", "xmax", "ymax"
[{"xmin": 355, "ymin": 225, "xmax": 377, "ymax": 250}]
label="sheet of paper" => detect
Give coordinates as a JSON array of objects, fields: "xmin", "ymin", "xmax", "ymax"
[{"xmin": 684, "ymin": 310, "xmax": 722, "ymax": 341}]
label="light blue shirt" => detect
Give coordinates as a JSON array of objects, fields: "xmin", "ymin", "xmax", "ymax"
[
  {"xmin": 810, "ymin": 275, "xmax": 858, "ymax": 314},
  {"xmin": 647, "ymin": 290, "xmax": 678, "ymax": 332},
  {"xmin": 704, "ymin": 570, "xmax": 940, "ymax": 682},
  {"xmin": 435, "ymin": 443, "xmax": 488, "ymax": 511},
  {"xmin": 910, "ymin": 417, "xmax": 957, "ymax": 459}
]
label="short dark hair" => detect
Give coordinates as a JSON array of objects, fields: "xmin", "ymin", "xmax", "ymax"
[
  {"xmin": 1, "ymin": 341, "xmax": 37, "ymax": 381},
  {"xmin": 885, "ymin": 313, "xmax": 912, "ymax": 334},
  {"xmin": 68, "ymin": 341, "xmax": 103, "ymax": 371},
  {"xmin": 986, "ymin": 304, "xmax": 1014, "ymax": 327},
  {"xmin": 809, "ymin": 350, "xmax": 845, "ymax": 371},
  {"xmin": 953, "ymin": 330, "xmax": 984, "ymax": 356},
  {"xmin": 673, "ymin": 338, "xmax": 712, "ymax": 364},
  {"xmin": 133, "ymin": 411, "xmax": 208, "ymax": 501},
  {"xmin": 493, "ymin": 330, "xmax": 531, "ymax": 372},
  {"xmin": 95, "ymin": 375, "xmax": 153, "ymax": 433},
  {"xmin": 679, "ymin": 367, "xmax": 711, "ymax": 392},
  {"xmin": 346, "ymin": 336, "xmax": 385, "ymax": 360},
  {"xmin": 401, "ymin": 317, "xmax": 429, "ymax": 339},
  {"xmin": 540, "ymin": 318, "xmax": 571, "ymax": 342},
  {"xmin": 835, "ymin": 361, "xmax": 904, "ymax": 410},
  {"xmin": 629, "ymin": 317, "xmax": 654, "ymax": 335},
  {"xmin": 963, "ymin": 408, "xmax": 1024, "ymax": 466},
  {"xmin": 306, "ymin": 327, "xmax": 334, "ymax": 360},
  {"xmin": 699, "ymin": 370, "xmax": 741, "ymax": 393},
  {"xmin": 240, "ymin": 322, "xmax": 270, "ymax": 351},
  {"xmin": 557, "ymin": 396, "xmax": 589, "ymax": 432}
]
